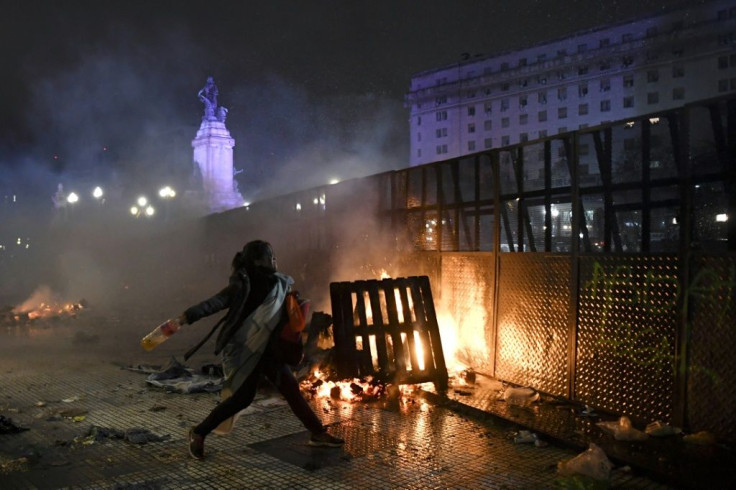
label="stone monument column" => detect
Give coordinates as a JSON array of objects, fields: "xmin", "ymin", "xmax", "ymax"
[{"xmin": 191, "ymin": 77, "xmax": 244, "ymax": 214}]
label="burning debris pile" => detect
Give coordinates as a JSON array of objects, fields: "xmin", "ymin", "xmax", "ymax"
[{"xmin": 1, "ymin": 286, "xmax": 88, "ymax": 327}]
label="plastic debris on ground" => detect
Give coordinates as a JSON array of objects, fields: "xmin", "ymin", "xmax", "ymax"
[
  {"xmin": 683, "ymin": 430, "xmax": 717, "ymax": 445},
  {"xmin": 557, "ymin": 442, "xmax": 613, "ymax": 482},
  {"xmin": 596, "ymin": 416, "xmax": 648, "ymax": 441},
  {"xmin": 0, "ymin": 415, "xmax": 29, "ymax": 434},
  {"xmin": 513, "ymin": 429, "xmax": 549, "ymax": 447},
  {"xmin": 645, "ymin": 420, "xmax": 682, "ymax": 437},
  {"xmin": 499, "ymin": 386, "xmax": 540, "ymax": 406}
]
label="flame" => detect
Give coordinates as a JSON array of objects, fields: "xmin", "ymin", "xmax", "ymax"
[{"xmin": 10, "ymin": 286, "xmax": 85, "ymax": 323}]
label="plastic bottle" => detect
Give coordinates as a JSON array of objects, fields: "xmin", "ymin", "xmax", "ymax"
[{"xmin": 140, "ymin": 319, "xmax": 180, "ymax": 351}]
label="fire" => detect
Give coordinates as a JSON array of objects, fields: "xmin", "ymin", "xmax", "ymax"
[{"xmin": 3, "ymin": 286, "xmax": 87, "ymax": 325}]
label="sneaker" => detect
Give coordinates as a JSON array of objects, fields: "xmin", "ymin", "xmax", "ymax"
[
  {"xmin": 188, "ymin": 428, "xmax": 205, "ymax": 459},
  {"xmin": 308, "ymin": 431, "xmax": 345, "ymax": 447}
]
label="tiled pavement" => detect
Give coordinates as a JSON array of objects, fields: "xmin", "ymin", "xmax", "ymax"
[{"xmin": 0, "ymin": 315, "xmax": 687, "ymax": 489}]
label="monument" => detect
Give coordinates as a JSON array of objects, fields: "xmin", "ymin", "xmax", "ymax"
[{"xmin": 191, "ymin": 77, "xmax": 244, "ymax": 214}]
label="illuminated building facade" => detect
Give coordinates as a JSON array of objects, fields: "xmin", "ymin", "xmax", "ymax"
[{"xmin": 406, "ymin": 0, "xmax": 736, "ymax": 166}]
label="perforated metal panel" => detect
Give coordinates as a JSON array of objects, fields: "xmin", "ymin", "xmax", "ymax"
[
  {"xmin": 576, "ymin": 256, "xmax": 678, "ymax": 423},
  {"xmin": 687, "ymin": 256, "xmax": 736, "ymax": 442},
  {"xmin": 439, "ymin": 253, "xmax": 495, "ymax": 375},
  {"xmin": 495, "ymin": 254, "xmax": 571, "ymax": 397}
]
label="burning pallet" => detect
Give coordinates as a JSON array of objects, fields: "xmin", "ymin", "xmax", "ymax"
[{"xmin": 329, "ymin": 275, "xmax": 448, "ymax": 392}]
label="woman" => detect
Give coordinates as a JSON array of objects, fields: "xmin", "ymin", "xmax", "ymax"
[{"xmin": 178, "ymin": 240, "xmax": 343, "ymax": 459}]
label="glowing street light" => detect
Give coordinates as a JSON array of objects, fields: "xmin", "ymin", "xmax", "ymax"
[
  {"xmin": 66, "ymin": 192, "xmax": 79, "ymax": 204},
  {"xmin": 158, "ymin": 186, "xmax": 176, "ymax": 198},
  {"xmin": 145, "ymin": 206, "xmax": 155, "ymax": 216},
  {"xmin": 137, "ymin": 196, "xmax": 148, "ymax": 207},
  {"xmin": 92, "ymin": 186, "xmax": 104, "ymax": 199}
]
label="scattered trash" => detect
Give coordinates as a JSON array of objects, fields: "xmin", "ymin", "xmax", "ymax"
[
  {"xmin": 77, "ymin": 425, "xmax": 170, "ymax": 446},
  {"xmin": 62, "ymin": 395, "xmax": 82, "ymax": 403},
  {"xmin": 34, "ymin": 401, "xmax": 47, "ymax": 407},
  {"xmin": 580, "ymin": 405, "xmax": 598, "ymax": 417},
  {"xmin": 683, "ymin": 430, "xmax": 716, "ymax": 445},
  {"xmin": 59, "ymin": 408, "xmax": 88, "ymax": 422},
  {"xmin": 514, "ymin": 430, "xmax": 536, "ymax": 444},
  {"xmin": 0, "ymin": 415, "xmax": 29, "ymax": 434},
  {"xmin": 143, "ymin": 357, "xmax": 223, "ymax": 394},
  {"xmin": 0, "ymin": 456, "xmax": 29, "ymax": 474},
  {"xmin": 596, "ymin": 416, "xmax": 648, "ymax": 441},
  {"xmin": 459, "ymin": 369, "xmax": 476, "ymax": 385},
  {"xmin": 645, "ymin": 420, "xmax": 682, "ymax": 437},
  {"xmin": 500, "ymin": 386, "xmax": 540, "ymax": 406},
  {"xmin": 557, "ymin": 442, "xmax": 613, "ymax": 482}
]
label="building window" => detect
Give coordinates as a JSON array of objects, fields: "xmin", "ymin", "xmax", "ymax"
[
  {"xmin": 600, "ymin": 60, "xmax": 611, "ymax": 71},
  {"xmin": 501, "ymin": 99, "xmax": 509, "ymax": 111},
  {"xmin": 519, "ymin": 114, "xmax": 528, "ymax": 125},
  {"xmin": 436, "ymin": 127, "xmax": 448, "ymax": 138},
  {"xmin": 558, "ymin": 107, "xmax": 568, "ymax": 119},
  {"xmin": 501, "ymin": 117, "xmax": 510, "ymax": 128},
  {"xmin": 502, "ymin": 83, "xmax": 510, "ymax": 91},
  {"xmin": 519, "ymin": 57, "xmax": 527, "ymax": 67},
  {"xmin": 538, "ymin": 110, "xmax": 547, "ymax": 122},
  {"xmin": 436, "ymin": 144, "xmax": 448, "ymax": 155},
  {"xmin": 519, "ymin": 95, "xmax": 528, "ymax": 108},
  {"xmin": 484, "ymin": 120, "xmax": 492, "ymax": 131},
  {"xmin": 468, "ymin": 141, "xmax": 476, "ymax": 151},
  {"xmin": 579, "ymin": 83, "xmax": 589, "ymax": 97},
  {"xmin": 468, "ymin": 106, "xmax": 476, "ymax": 116},
  {"xmin": 484, "ymin": 138, "xmax": 493, "ymax": 149},
  {"xmin": 600, "ymin": 79, "xmax": 611, "ymax": 92},
  {"xmin": 539, "ymin": 130, "xmax": 547, "ymax": 138},
  {"xmin": 600, "ymin": 100, "xmax": 611, "ymax": 112},
  {"xmin": 557, "ymin": 87, "xmax": 567, "ymax": 100},
  {"xmin": 647, "ymin": 92, "xmax": 659, "ymax": 104},
  {"xmin": 435, "ymin": 95, "xmax": 448, "ymax": 105},
  {"xmin": 417, "ymin": 116, "xmax": 422, "ymax": 126},
  {"xmin": 578, "ymin": 65, "xmax": 589, "ymax": 75},
  {"xmin": 622, "ymin": 55, "xmax": 633, "ymax": 67},
  {"xmin": 538, "ymin": 91, "xmax": 547, "ymax": 104},
  {"xmin": 579, "ymin": 103, "xmax": 589, "ymax": 115},
  {"xmin": 557, "ymin": 49, "xmax": 567, "ymax": 57},
  {"xmin": 673, "ymin": 87, "xmax": 685, "ymax": 100},
  {"xmin": 623, "ymin": 75, "xmax": 634, "ymax": 88},
  {"xmin": 557, "ymin": 70, "xmax": 565, "ymax": 80},
  {"xmin": 417, "ymin": 149, "xmax": 422, "ymax": 158},
  {"xmin": 558, "ymin": 127, "xmax": 568, "ymax": 135},
  {"xmin": 519, "ymin": 79, "xmax": 528, "ymax": 88},
  {"xmin": 623, "ymin": 96, "xmax": 634, "ymax": 108},
  {"xmin": 647, "ymin": 70, "xmax": 659, "ymax": 83},
  {"xmin": 672, "ymin": 65, "xmax": 684, "ymax": 78},
  {"xmin": 579, "ymin": 144, "xmax": 590, "ymax": 156},
  {"xmin": 718, "ymin": 79, "xmax": 729, "ymax": 92},
  {"xmin": 537, "ymin": 75, "xmax": 547, "ymax": 85},
  {"xmin": 468, "ymin": 123, "xmax": 476, "ymax": 134},
  {"xmin": 577, "ymin": 43, "xmax": 587, "ymax": 53},
  {"xmin": 501, "ymin": 135, "xmax": 510, "ymax": 146},
  {"xmin": 520, "ymin": 133, "xmax": 529, "ymax": 143},
  {"xmin": 599, "ymin": 38, "xmax": 610, "ymax": 48},
  {"xmin": 719, "ymin": 56, "xmax": 729, "ymax": 69},
  {"xmin": 484, "ymin": 101, "xmax": 493, "ymax": 113},
  {"xmin": 467, "ymin": 90, "xmax": 476, "ymax": 98},
  {"xmin": 436, "ymin": 111, "xmax": 448, "ymax": 121}
]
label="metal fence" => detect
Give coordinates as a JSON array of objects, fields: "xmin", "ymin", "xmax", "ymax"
[{"xmin": 204, "ymin": 96, "xmax": 736, "ymax": 441}]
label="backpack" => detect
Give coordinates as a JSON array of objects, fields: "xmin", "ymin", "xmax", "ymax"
[{"xmin": 278, "ymin": 291, "xmax": 310, "ymax": 366}]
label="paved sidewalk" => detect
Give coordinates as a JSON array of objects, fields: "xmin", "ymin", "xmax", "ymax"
[{"xmin": 1, "ymin": 315, "xmax": 672, "ymax": 489}]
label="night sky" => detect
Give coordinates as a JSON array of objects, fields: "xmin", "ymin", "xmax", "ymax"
[{"xmin": 0, "ymin": 0, "xmax": 692, "ymax": 203}]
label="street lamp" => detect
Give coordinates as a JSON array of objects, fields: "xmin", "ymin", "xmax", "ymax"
[
  {"xmin": 66, "ymin": 192, "xmax": 79, "ymax": 204},
  {"xmin": 158, "ymin": 186, "xmax": 176, "ymax": 221},
  {"xmin": 92, "ymin": 186, "xmax": 103, "ymax": 199}
]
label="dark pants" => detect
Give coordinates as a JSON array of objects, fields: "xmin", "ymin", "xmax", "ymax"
[{"xmin": 194, "ymin": 355, "xmax": 324, "ymax": 436}]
